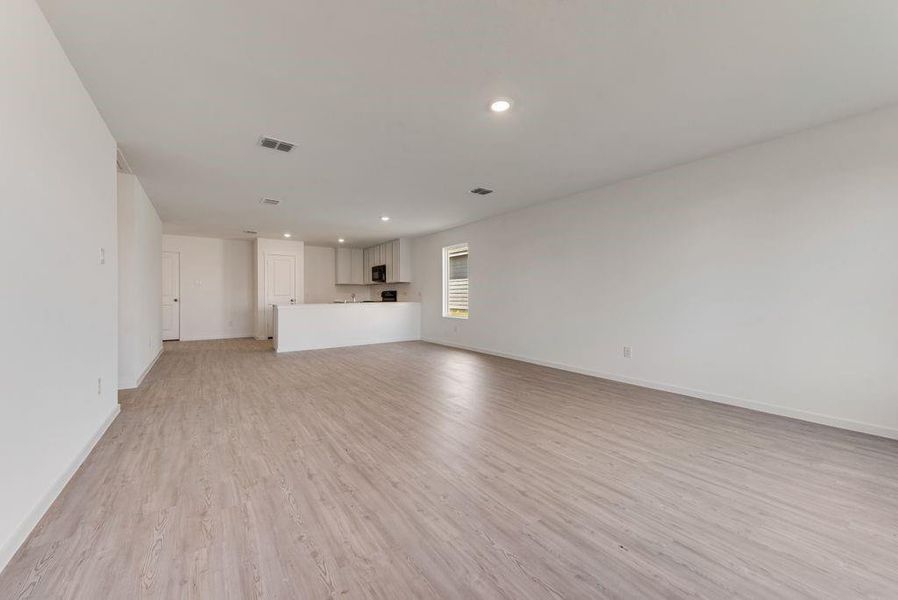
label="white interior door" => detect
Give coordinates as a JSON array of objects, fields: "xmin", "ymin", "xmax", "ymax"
[
  {"xmin": 265, "ymin": 253, "xmax": 296, "ymax": 338},
  {"xmin": 161, "ymin": 251, "xmax": 180, "ymax": 340}
]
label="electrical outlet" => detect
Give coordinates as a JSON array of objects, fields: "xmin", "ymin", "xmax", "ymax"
[
  {"xmin": 97, "ymin": 377, "xmax": 102, "ymax": 394},
  {"xmin": 623, "ymin": 346, "xmax": 632, "ymax": 359}
]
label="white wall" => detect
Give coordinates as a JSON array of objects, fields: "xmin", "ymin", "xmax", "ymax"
[
  {"xmin": 254, "ymin": 238, "xmax": 305, "ymax": 339},
  {"xmin": 414, "ymin": 106, "xmax": 898, "ymax": 439},
  {"xmin": 304, "ymin": 246, "xmax": 371, "ymax": 303},
  {"xmin": 162, "ymin": 235, "xmax": 255, "ymax": 341},
  {"xmin": 0, "ymin": 0, "xmax": 119, "ymax": 571},
  {"xmin": 117, "ymin": 173, "xmax": 162, "ymax": 388}
]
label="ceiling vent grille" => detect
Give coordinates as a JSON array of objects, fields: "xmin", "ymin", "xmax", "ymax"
[
  {"xmin": 470, "ymin": 187, "xmax": 493, "ymax": 195},
  {"xmin": 259, "ymin": 136, "xmax": 295, "ymax": 152},
  {"xmin": 243, "ymin": 229, "xmax": 258, "ymax": 235},
  {"xmin": 260, "ymin": 198, "xmax": 281, "ymax": 206}
]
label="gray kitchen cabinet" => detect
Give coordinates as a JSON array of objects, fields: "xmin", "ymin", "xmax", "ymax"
[
  {"xmin": 359, "ymin": 238, "xmax": 413, "ymax": 284},
  {"xmin": 336, "ymin": 247, "xmax": 364, "ymax": 285}
]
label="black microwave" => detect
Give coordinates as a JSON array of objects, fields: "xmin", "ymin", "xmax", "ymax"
[{"xmin": 372, "ymin": 264, "xmax": 386, "ymax": 283}]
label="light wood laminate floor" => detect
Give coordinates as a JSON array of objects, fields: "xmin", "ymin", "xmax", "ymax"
[{"xmin": 1, "ymin": 339, "xmax": 897, "ymax": 599}]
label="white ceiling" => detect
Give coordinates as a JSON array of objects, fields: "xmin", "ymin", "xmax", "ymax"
[{"xmin": 38, "ymin": 0, "xmax": 898, "ymax": 247}]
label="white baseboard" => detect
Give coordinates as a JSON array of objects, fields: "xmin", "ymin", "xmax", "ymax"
[
  {"xmin": 422, "ymin": 337, "xmax": 898, "ymax": 441},
  {"xmin": 180, "ymin": 332, "xmax": 254, "ymax": 342},
  {"xmin": 136, "ymin": 345, "xmax": 164, "ymax": 387},
  {"xmin": 0, "ymin": 403, "xmax": 121, "ymax": 573},
  {"xmin": 118, "ymin": 345, "xmax": 163, "ymax": 391}
]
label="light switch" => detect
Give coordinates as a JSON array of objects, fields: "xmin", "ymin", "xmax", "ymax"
[{"xmin": 98, "ymin": 247, "xmax": 105, "ymax": 265}]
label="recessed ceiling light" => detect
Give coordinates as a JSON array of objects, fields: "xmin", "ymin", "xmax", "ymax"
[
  {"xmin": 338, "ymin": 238, "xmax": 345, "ymax": 243},
  {"xmin": 283, "ymin": 233, "xmax": 291, "ymax": 238},
  {"xmin": 380, "ymin": 216, "xmax": 390, "ymax": 222},
  {"xmin": 490, "ymin": 99, "xmax": 512, "ymax": 112}
]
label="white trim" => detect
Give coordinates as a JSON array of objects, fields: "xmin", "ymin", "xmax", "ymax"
[
  {"xmin": 441, "ymin": 242, "xmax": 469, "ymax": 319},
  {"xmin": 119, "ymin": 344, "xmax": 163, "ymax": 390},
  {"xmin": 136, "ymin": 345, "xmax": 163, "ymax": 387},
  {"xmin": 179, "ymin": 333, "xmax": 255, "ymax": 342},
  {"xmin": 422, "ymin": 337, "xmax": 898, "ymax": 441},
  {"xmin": 0, "ymin": 403, "xmax": 121, "ymax": 572}
]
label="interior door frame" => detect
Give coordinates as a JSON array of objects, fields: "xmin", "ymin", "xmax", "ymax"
[
  {"xmin": 263, "ymin": 252, "xmax": 297, "ymax": 338},
  {"xmin": 161, "ymin": 250, "xmax": 181, "ymax": 341}
]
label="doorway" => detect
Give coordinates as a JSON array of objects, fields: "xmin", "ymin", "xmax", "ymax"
[
  {"xmin": 264, "ymin": 253, "xmax": 296, "ymax": 338},
  {"xmin": 161, "ymin": 251, "xmax": 180, "ymax": 340}
]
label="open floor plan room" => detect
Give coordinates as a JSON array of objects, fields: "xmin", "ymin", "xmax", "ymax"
[
  {"xmin": 3, "ymin": 0, "xmax": 898, "ymax": 598},
  {"xmin": 2, "ymin": 340, "xmax": 897, "ymax": 598}
]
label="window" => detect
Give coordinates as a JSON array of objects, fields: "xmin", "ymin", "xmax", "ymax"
[{"xmin": 442, "ymin": 243, "xmax": 469, "ymax": 319}]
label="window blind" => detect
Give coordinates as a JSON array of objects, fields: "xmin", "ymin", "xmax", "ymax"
[{"xmin": 447, "ymin": 245, "xmax": 468, "ymax": 317}]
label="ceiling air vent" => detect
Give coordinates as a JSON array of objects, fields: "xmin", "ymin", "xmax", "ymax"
[
  {"xmin": 259, "ymin": 135, "xmax": 295, "ymax": 152},
  {"xmin": 470, "ymin": 187, "xmax": 493, "ymax": 195},
  {"xmin": 260, "ymin": 198, "xmax": 281, "ymax": 206},
  {"xmin": 243, "ymin": 229, "xmax": 258, "ymax": 235}
]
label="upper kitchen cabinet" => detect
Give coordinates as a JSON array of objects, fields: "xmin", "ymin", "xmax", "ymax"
[
  {"xmin": 363, "ymin": 247, "xmax": 372, "ymax": 284},
  {"xmin": 384, "ymin": 240, "xmax": 395, "ymax": 282},
  {"xmin": 349, "ymin": 248, "xmax": 364, "ymax": 283},
  {"xmin": 336, "ymin": 247, "xmax": 364, "ymax": 285},
  {"xmin": 389, "ymin": 238, "xmax": 412, "ymax": 283},
  {"xmin": 352, "ymin": 238, "xmax": 413, "ymax": 284}
]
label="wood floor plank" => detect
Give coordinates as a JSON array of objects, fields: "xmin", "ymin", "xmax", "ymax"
[{"xmin": 1, "ymin": 338, "xmax": 896, "ymax": 599}]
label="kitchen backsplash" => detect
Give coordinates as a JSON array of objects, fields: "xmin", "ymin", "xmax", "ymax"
[{"xmin": 368, "ymin": 283, "xmax": 415, "ymax": 301}]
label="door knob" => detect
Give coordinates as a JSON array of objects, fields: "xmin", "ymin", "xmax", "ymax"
[{"xmin": 174, "ymin": 298, "xmax": 178, "ymax": 302}]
